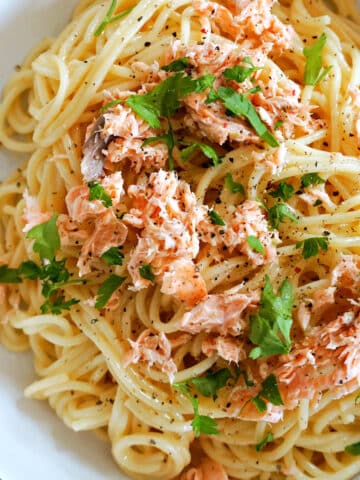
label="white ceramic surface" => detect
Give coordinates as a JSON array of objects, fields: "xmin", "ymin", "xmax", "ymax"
[{"xmin": 1, "ymin": 2, "xmax": 360, "ymax": 480}]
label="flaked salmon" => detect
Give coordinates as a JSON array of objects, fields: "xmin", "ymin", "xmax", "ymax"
[
  {"xmin": 180, "ymin": 458, "xmax": 228, "ymax": 480},
  {"xmin": 124, "ymin": 170, "xmax": 207, "ymax": 306}
]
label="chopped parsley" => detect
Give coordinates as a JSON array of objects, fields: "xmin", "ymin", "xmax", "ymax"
[
  {"xmin": 216, "ymin": 86, "xmax": 279, "ymax": 148},
  {"xmin": 255, "ymin": 432, "xmax": 274, "ymax": 451},
  {"xmin": 101, "ymin": 246, "xmax": 124, "ymax": 266},
  {"xmin": 126, "ymin": 72, "xmax": 216, "ymax": 129},
  {"xmin": 100, "ymin": 99, "xmax": 122, "ymax": 113},
  {"xmin": 139, "ymin": 264, "xmax": 155, "ymax": 282},
  {"xmin": 296, "ymin": 237, "xmax": 329, "ymax": 259},
  {"xmin": 303, "ymin": 33, "xmax": 332, "ymax": 86},
  {"xmin": 209, "ymin": 209, "xmax": 226, "ymax": 226},
  {"xmin": 235, "ymin": 368, "xmax": 255, "ymax": 387},
  {"xmin": 274, "ymin": 120, "xmax": 284, "ymax": 130},
  {"xmin": 267, "ymin": 203, "xmax": 298, "ymax": 229},
  {"xmin": 161, "ymin": 58, "xmax": 189, "ymax": 72},
  {"xmin": 269, "ymin": 181, "xmax": 294, "ymax": 201},
  {"xmin": 0, "ymin": 218, "xmax": 83, "ymax": 314},
  {"xmin": 95, "ymin": 274, "xmax": 126, "ymax": 309},
  {"xmin": 191, "ymin": 368, "xmax": 233, "ymax": 400},
  {"xmin": 345, "ymin": 442, "xmax": 360, "ymax": 456},
  {"xmin": 94, "ymin": 1, "xmax": 133, "ymax": 37},
  {"xmin": 174, "ymin": 368, "xmax": 237, "ymax": 435},
  {"xmin": 251, "ymin": 374, "xmax": 284, "ymax": 413},
  {"xmin": 249, "ymin": 276, "xmax": 294, "ymax": 359},
  {"xmin": 0, "ymin": 265, "xmax": 22, "ymax": 284},
  {"xmin": 301, "ymin": 172, "xmax": 326, "ymax": 188},
  {"xmin": 180, "ymin": 142, "xmax": 222, "ymax": 166},
  {"xmin": 26, "ymin": 213, "xmax": 60, "ymax": 261},
  {"xmin": 224, "ymin": 172, "xmax": 245, "ymax": 195},
  {"xmin": 41, "ymin": 296, "xmax": 80, "ymax": 315},
  {"xmin": 88, "ymin": 182, "xmax": 113, "ymax": 208},
  {"xmin": 142, "ymin": 121, "xmax": 176, "ymax": 170},
  {"xmin": 223, "ymin": 57, "xmax": 261, "ymax": 83},
  {"xmin": 246, "ymin": 236, "xmax": 265, "ymax": 255}
]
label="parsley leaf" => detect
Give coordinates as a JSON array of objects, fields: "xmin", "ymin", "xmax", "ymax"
[
  {"xmin": 301, "ymin": 172, "xmax": 326, "ymax": 188},
  {"xmin": 274, "ymin": 120, "xmax": 284, "ymax": 130},
  {"xmin": 209, "ymin": 209, "xmax": 226, "ymax": 226},
  {"xmin": 101, "ymin": 246, "xmax": 124, "ymax": 266},
  {"xmin": 100, "ymin": 99, "xmax": 122, "ymax": 113},
  {"xmin": 139, "ymin": 264, "xmax": 155, "ymax": 282},
  {"xmin": 223, "ymin": 57, "xmax": 261, "ymax": 83},
  {"xmin": 191, "ymin": 368, "xmax": 233, "ymax": 400},
  {"xmin": 95, "ymin": 274, "xmax": 126, "ymax": 309},
  {"xmin": 180, "ymin": 142, "xmax": 221, "ymax": 166},
  {"xmin": 303, "ymin": 33, "xmax": 332, "ymax": 86},
  {"xmin": 174, "ymin": 382, "xmax": 220, "ymax": 437},
  {"xmin": 267, "ymin": 203, "xmax": 298, "ymax": 229},
  {"xmin": 246, "ymin": 236, "xmax": 265, "ymax": 255},
  {"xmin": 269, "ymin": 181, "xmax": 294, "ymax": 201},
  {"xmin": 161, "ymin": 58, "xmax": 189, "ymax": 72},
  {"xmin": 142, "ymin": 122, "xmax": 176, "ymax": 170},
  {"xmin": 235, "ymin": 368, "xmax": 255, "ymax": 387},
  {"xmin": 94, "ymin": 1, "xmax": 133, "ymax": 37},
  {"xmin": 256, "ymin": 432, "xmax": 274, "ymax": 451},
  {"xmin": 345, "ymin": 442, "xmax": 360, "ymax": 456},
  {"xmin": 249, "ymin": 276, "xmax": 294, "ymax": 359},
  {"xmin": 296, "ymin": 237, "xmax": 329, "ymax": 259},
  {"xmin": 26, "ymin": 213, "xmax": 60, "ymax": 261},
  {"xmin": 251, "ymin": 374, "xmax": 284, "ymax": 412},
  {"xmin": 19, "ymin": 261, "xmax": 42, "ymax": 280},
  {"xmin": 88, "ymin": 181, "xmax": 113, "ymax": 208},
  {"xmin": 225, "ymin": 172, "xmax": 245, "ymax": 195},
  {"xmin": 126, "ymin": 72, "xmax": 215, "ymax": 128},
  {"xmin": 41, "ymin": 296, "xmax": 80, "ymax": 315},
  {"xmin": 0, "ymin": 265, "xmax": 22, "ymax": 284},
  {"xmin": 192, "ymin": 410, "xmax": 219, "ymax": 437},
  {"xmin": 217, "ymin": 86, "xmax": 279, "ymax": 147}
]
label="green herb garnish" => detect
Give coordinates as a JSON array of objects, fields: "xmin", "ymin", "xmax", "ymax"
[
  {"xmin": 256, "ymin": 432, "xmax": 274, "ymax": 451},
  {"xmin": 295, "ymin": 237, "xmax": 329, "ymax": 259},
  {"xmin": 142, "ymin": 122, "xmax": 176, "ymax": 170},
  {"xmin": 101, "ymin": 246, "xmax": 124, "ymax": 266},
  {"xmin": 209, "ymin": 210, "xmax": 226, "ymax": 226},
  {"xmin": 267, "ymin": 203, "xmax": 298, "ymax": 229},
  {"xmin": 180, "ymin": 142, "xmax": 221, "ymax": 166},
  {"xmin": 246, "ymin": 236, "xmax": 265, "ymax": 255},
  {"xmin": 301, "ymin": 172, "xmax": 326, "ymax": 188},
  {"xmin": 303, "ymin": 33, "xmax": 332, "ymax": 86},
  {"xmin": 0, "ymin": 265, "xmax": 22, "ymax": 284},
  {"xmin": 161, "ymin": 58, "xmax": 189, "ymax": 72},
  {"xmin": 26, "ymin": 214, "xmax": 60, "ymax": 261},
  {"xmin": 191, "ymin": 369, "xmax": 233, "ymax": 400},
  {"xmin": 216, "ymin": 86, "xmax": 278, "ymax": 147},
  {"xmin": 249, "ymin": 276, "xmax": 294, "ymax": 359},
  {"xmin": 251, "ymin": 374, "xmax": 284, "ymax": 412},
  {"xmin": 345, "ymin": 442, "xmax": 360, "ymax": 456},
  {"xmin": 126, "ymin": 72, "xmax": 215, "ymax": 128},
  {"xmin": 224, "ymin": 172, "xmax": 245, "ymax": 195},
  {"xmin": 100, "ymin": 99, "xmax": 122, "ymax": 113},
  {"xmin": 94, "ymin": 1, "xmax": 133, "ymax": 37},
  {"xmin": 139, "ymin": 264, "xmax": 155, "ymax": 282},
  {"xmin": 269, "ymin": 181, "xmax": 294, "ymax": 201},
  {"xmin": 95, "ymin": 274, "xmax": 126, "ymax": 309},
  {"xmin": 223, "ymin": 58, "xmax": 261, "ymax": 83},
  {"xmin": 88, "ymin": 181, "xmax": 113, "ymax": 208}
]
